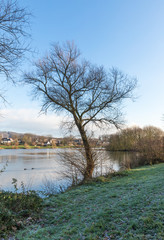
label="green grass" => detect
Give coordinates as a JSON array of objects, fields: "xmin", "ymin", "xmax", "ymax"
[
  {"xmin": 0, "ymin": 145, "xmax": 74, "ymax": 149},
  {"xmin": 0, "ymin": 145, "xmax": 51, "ymax": 149},
  {"xmin": 13, "ymin": 163, "xmax": 164, "ymax": 240}
]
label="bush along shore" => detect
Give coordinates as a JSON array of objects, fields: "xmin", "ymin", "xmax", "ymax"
[
  {"xmin": 0, "ymin": 180, "xmax": 43, "ymax": 239},
  {"xmin": 1, "ymin": 163, "xmax": 163, "ymax": 239}
]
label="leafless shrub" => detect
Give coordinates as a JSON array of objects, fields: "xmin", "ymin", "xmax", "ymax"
[
  {"xmin": 57, "ymin": 149, "xmax": 85, "ymax": 185},
  {"xmin": 57, "ymin": 148, "xmax": 115, "ymax": 185},
  {"xmin": 42, "ymin": 176, "xmax": 68, "ymax": 195}
]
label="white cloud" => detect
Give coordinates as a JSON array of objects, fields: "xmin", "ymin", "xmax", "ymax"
[
  {"xmin": 0, "ymin": 108, "xmax": 117, "ymax": 138},
  {"xmin": 0, "ymin": 108, "xmax": 67, "ymax": 137}
]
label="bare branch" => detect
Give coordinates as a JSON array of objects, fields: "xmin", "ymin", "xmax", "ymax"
[
  {"xmin": 24, "ymin": 41, "xmax": 137, "ymax": 180},
  {"xmin": 0, "ymin": 0, "xmax": 31, "ymax": 80}
]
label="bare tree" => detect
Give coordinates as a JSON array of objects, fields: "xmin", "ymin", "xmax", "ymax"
[
  {"xmin": 0, "ymin": 0, "xmax": 30, "ymax": 81},
  {"xmin": 24, "ymin": 42, "xmax": 137, "ymax": 181}
]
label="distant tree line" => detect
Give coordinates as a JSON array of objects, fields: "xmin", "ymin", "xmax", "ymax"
[{"xmin": 106, "ymin": 126, "xmax": 164, "ymax": 165}]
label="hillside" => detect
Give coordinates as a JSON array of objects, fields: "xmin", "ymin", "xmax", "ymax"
[
  {"xmin": 0, "ymin": 131, "xmax": 49, "ymax": 139},
  {"xmin": 15, "ymin": 163, "xmax": 164, "ymax": 240}
]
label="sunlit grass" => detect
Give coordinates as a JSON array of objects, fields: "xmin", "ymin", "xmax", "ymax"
[{"xmin": 13, "ymin": 163, "xmax": 164, "ymax": 240}]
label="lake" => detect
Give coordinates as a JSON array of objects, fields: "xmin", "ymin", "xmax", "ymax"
[{"xmin": 0, "ymin": 149, "xmax": 135, "ymax": 192}]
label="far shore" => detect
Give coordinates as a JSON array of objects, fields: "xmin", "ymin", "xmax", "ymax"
[{"xmin": 0, "ymin": 145, "xmax": 74, "ymax": 150}]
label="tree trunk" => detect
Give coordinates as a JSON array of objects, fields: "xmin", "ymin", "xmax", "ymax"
[{"xmin": 77, "ymin": 123, "xmax": 95, "ymax": 181}]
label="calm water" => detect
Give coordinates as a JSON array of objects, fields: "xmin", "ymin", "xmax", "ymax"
[{"xmin": 0, "ymin": 149, "xmax": 134, "ymax": 192}]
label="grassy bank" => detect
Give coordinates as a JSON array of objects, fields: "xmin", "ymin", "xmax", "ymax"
[
  {"xmin": 0, "ymin": 145, "xmax": 56, "ymax": 149},
  {"xmin": 0, "ymin": 145, "xmax": 72, "ymax": 149},
  {"xmin": 12, "ymin": 163, "xmax": 164, "ymax": 240}
]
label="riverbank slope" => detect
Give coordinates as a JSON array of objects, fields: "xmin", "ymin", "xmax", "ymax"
[{"xmin": 16, "ymin": 163, "xmax": 164, "ymax": 239}]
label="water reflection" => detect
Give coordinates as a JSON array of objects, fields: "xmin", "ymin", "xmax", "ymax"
[
  {"xmin": 0, "ymin": 149, "xmax": 62, "ymax": 192},
  {"xmin": 108, "ymin": 151, "xmax": 139, "ymax": 169},
  {"xmin": 0, "ymin": 149, "xmax": 136, "ymax": 192}
]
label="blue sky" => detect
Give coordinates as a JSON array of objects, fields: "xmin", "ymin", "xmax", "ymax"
[{"xmin": 1, "ymin": 0, "xmax": 164, "ymax": 137}]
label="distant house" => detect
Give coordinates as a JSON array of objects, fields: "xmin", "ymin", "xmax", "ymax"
[{"xmin": 1, "ymin": 138, "xmax": 13, "ymax": 144}]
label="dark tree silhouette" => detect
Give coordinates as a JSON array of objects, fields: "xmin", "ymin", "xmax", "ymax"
[
  {"xmin": 24, "ymin": 42, "xmax": 137, "ymax": 180},
  {"xmin": 0, "ymin": 0, "xmax": 30, "ymax": 82}
]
